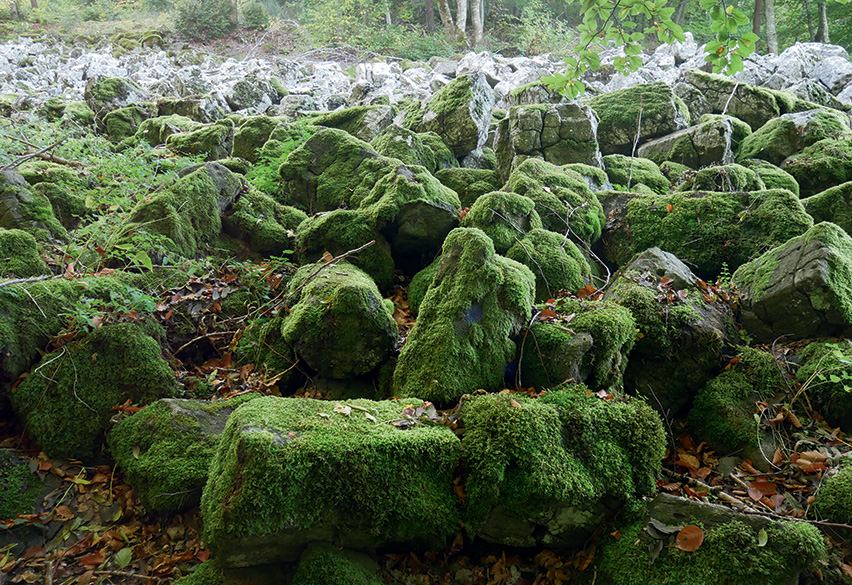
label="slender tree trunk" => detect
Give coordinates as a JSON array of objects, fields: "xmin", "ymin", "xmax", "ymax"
[
  {"xmin": 456, "ymin": 0, "xmax": 468, "ymax": 36},
  {"xmin": 764, "ymin": 0, "xmax": 778, "ymax": 55},
  {"xmin": 752, "ymin": 0, "xmax": 762, "ymax": 52},
  {"xmin": 470, "ymin": 0, "xmax": 483, "ymax": 45},
  {"xmin": 436, "ymin": 0, "xmax": 456, "ymax": 37},
  {"xmin": 673, "ymin": 0, "xmax": 688, "ymax": 25},
  {"xmin": 816, "ymin": 1, "xmax": 829, "ymax": 42},
  {"xmin": 425, "ymin": 0, "xmax": 435, "ymax": 34},
  {"xmin": 803, "ymin": 0, "xmax": 815, "ymax": 41},
  {"xmin": 10, "ymin": 0, "xmax": 19, "ymax": 19},
  {"xmin": 29, "ymin": 0, "xmax": 36, "ymax": 8}
]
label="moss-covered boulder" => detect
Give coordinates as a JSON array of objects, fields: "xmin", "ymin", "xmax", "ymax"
[
  {"xmin": 102, "ymin": 104, "xmax": 157, "ymax": 142},
  {"xmin": 280, "ymin": 262, "xmax": 398, "ymax": 379},
  {"xmin": 407, "ymin": 256, "xmax": 440, "ymax": 316},
  {"xmin": 157, "ymin": 95, "xmax": 223, "ymax": 124},
  {"xmin": 506, "ymin": 228, "xmax": 591, "ymax": 301},
  {"xmin": 0, "ymin": 170, "xmax": 65, "ymax": 241},
  {"xmin": 108, "ymin": 395, "xmax": 257, "ymax": 514},
  {"xmin": 459, "ymin": 191, "xmax": 542, "ymax": 254},
  {"xmin": 814, "ymin": 464, "xmax": 852, "ymax": 524},
  {"xmin": 733, "ymin": 222, "xmax": 852, "ymax": 342},
  {"xmin": 687, "ymin": 347, "xmax": 782, "ymax": 467},
  {"xmin": 637, "ymin": 115, "xmax": 749, "ymax": 169},
  {"xmin": 222, "ymin": 188, "xmax": 306, "ymax": 257},
  {"xmin": 230, "ymin": 115, "xmax": 287, "ymax": 163},
  {"xmin": 737, "ymin": 108, "xmax": 851, "ymax": 166},
  {"xmin": 408, "ymin": 73, "xmax": 495, "ymax": 157},
  {"xmin": 10, "ymin": 322, "xmax": 176, "ymax": 460},
  {"xmin": 312, "ymin": 105, "xmax": 394, "ymax": 143},
  {"xmin": 676, "ymin": 163, "xmax": 765, "ymax": 193},
  {"xmin": 171, "ymin": 560, "xmax": 224, "ymax": 585},
  {"xmin": 604, "ymin": 248, "xmax": 739, "ymax": 414},
  {"xmin": 590, "ymin": 82, "xmax": 690, "ymax": 155},
  {"xmin": 505, "ymin": 158, "xmax": 605, "ymax": 244},
  {"xmin": 682, "ymin": 70, "xmax": 782, "ymax": 131},
  {"xmin": 493, "ymin": 102, "xmax": 602, "ymax": 183},
  {"xmin": 292, "ymin": 545, "xmax": 382, "ymax": 585},
  {"xmin": 121, "ymin": 162, "xmax": 245, "ymax": 259},
  {"xmin": 602, "ymin": 154, "xmax": 671, "ymax": 193},
  {"xmin": 598, "ymin": 188, "xmax": 812, "ymax": 278},
  {"xmin": 739, "ymin": 159, "xmax": 800, "ymax": 197},
  {"xmin": 0, "ymin": 451, "xmax": 43, "ymax": 521},
  {"xmin": 461, "ymin": 388, "xmax": 665, "ymax": 547},
  {"xmin": 201, "ymin": 395, "xmax": 461, "ymax": 566},
  {"xmin": 370, "ymin": 126, "xmax": 457, "ymax": 174},
  {"xmin": 84, "ymin": 75, "xmax": 149, "ymax": 116},
  {"xmin": 393, "ymin": 228, "xmax": 535, "ymax": 404},
  {"xmin": 166, "ymin": 120, "xmax": 235, "ymax": 161},
  {"xmin": 796, "ymin": 341, "xmax": 852, "ymax": 431},
  {"xmin": 294, "ymin": 210, "xmax": 394, "ymax": 291},
  {"xmin": 433, "ymin": 167, "xmax": 501, "ymax": 208},
  {"xmin": 132, "ymin": 114, "xmax": 203, "ymax": 148},
  {"xmin": 590, "ymin": 493, "xmax": 825, "ymax": 585},
  {"xmin": 30, "ymin": 182, "xmax": 87, "ymax": 230},
  {"xmin": 802, "ymin": 181, "xmax": 852, "ymax": 237},
  {"xmin": 0, "ymin": 228, "xmax": 49, "ymax": 278},
  {"xmin": 782, "ymin": 137, "xmax": 852, "ymax": 197}
]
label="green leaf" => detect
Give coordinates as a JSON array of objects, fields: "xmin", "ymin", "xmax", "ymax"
[
  {"xmin": 757, "ymin": 529, "xmax": 768, "ymax": 547},
  {"xmin": 134, "ymin": 250, "xmax": 154, "ymax": 272},
  {"xmin": 831, "ymin": 374, "xmax": 842, "ymax": 383},
  {"xmin": 115, "ymin": 547, "xmax": 133, "ymax": 569}
]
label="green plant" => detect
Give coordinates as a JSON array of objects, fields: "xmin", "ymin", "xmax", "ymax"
[
  {"xmin": 173, "ymin": 0, "xmax": 237, "ymax": 40},
  {"xmin": 245, "ymin": 121, "xmax": 314, "ymax": 196},
  {"xmin": 239, "ymin": 0, "xmax": 268, "ymax": 30},
  {"xmin": 515, "ymin": 0, "xmax": 575, "ymax": 56},
  {"xmin": 59, "ymin": 283, "xmax": 157, "ymax": 335}
]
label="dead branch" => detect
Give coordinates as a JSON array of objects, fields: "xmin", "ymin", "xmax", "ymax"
[
  {"xmin": 1, "ymin": 138, "xmax": 67, "ymax": 170},
  {"xmin": 4, "ymin": 134, "xmax": 84, "ymax": 167}
]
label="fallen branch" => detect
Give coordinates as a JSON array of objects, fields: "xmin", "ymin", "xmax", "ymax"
[
  {"xmin": 1, "ymin": 138, "xmax": 66, "ymax": 170},
  {"xmin": 0, "ymin": 274, "xmax": 59, "ymax": 289},
  {"xmin": 4, "ymin": 134, "xmax": 84, "ymax": 167}
]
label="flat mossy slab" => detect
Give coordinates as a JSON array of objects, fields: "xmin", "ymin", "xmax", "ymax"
[
  {"xmin": 682, "ymin": 69, "xmax": 780, "ymax": 131},
  {"xmin": 201, "ymin": 395, "xmax": 461, "ymax": 567},
  {"xmin": 782, "ymin": 136, "xmax": 852, "ymax": 197},
  {"xmin": 590, "ymin": 82, "xmax": 690, "ymax": 155},
  {"xmin": 733, "ymin": 222, "xmax": 852, "ymax": 342},
  {"xmin": 589, "ymin": 493, "xmax": 825, "ymax": 585},
  {"xmin": 461, "ymin": 388, "xmax": 665, "ymax": 547},
  {"xmin": 11, "ymin": 322, "xmax": 176, "ymax": 460},
  {"xmin": 0, "ymin": 228, "xmax": 49, "ymax": 278},
  {"xmin": 598, "ymin": 188, "xmax": 812, "ymax": 279},
  {"xmin": 393, "ymin": 228, "xmax": 535, "ymax": 404},
  {"xmin": 796, "ymin": 340, "xmax": 852, "ymax": 432},
  {"xmin": 108, "ymin": 395, "xmax": 258, "ymax": 514}
]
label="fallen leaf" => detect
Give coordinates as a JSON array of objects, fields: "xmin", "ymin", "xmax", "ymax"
[
  {"xmin": 114, "ymin": 547, "xmax": 133, "ymax": 568},
  {"xmin": 509, "ymin": 398, "xmax": 522, "ymax": 408},
  {"xmin": 757, "ymin": 528, "xmax": 768, "ymax": 547},
  {"xmin": 54, "ymin": 505, "xmax": 74, "ymax": 521},
  {"xmin": 676, "ymin": 453, "xmax": 701, "ymax": 469},
  {"xmin": 675, "ymin": 525, "xmax": 704, "ymax": 552},
  {"xmin": 666, "ymin": 203, "xmax": 673, "ymax": 213},
  {"xmin": 333, "ymin": 403, "xmax": 351, "ymax": 416},
  {"xmin": 772, "ymin": 447, "xmax": 785, "ymax": 465},
  {"xmin": 78, "ymin": 551, "xmax": 106, "ymax": 567}
]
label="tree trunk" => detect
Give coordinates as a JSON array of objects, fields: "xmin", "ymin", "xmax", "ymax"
[
  {"xmin": 816, "ymin": 1, "xmax": 829, "ymax": 42},
  {"xmin": 29, "ymin": 0, "xmax": 36, "ymax": 9},
  {"xmin": 425, "ymin": 0, "xmax": 435, "ymax": 33},
  {"xmin": 764, "ymin": 0, "xmax": 778, "ymax": 55},
  {"xmin": 455, "ymin": 0, "xmax": 468, "ymax": 36},
  {"xmin": 435, "ymin": 0, "xmax": 457, "ymax": 38},
  {"xmin": 673, "ymin": 0, "xmax": 688, "ymax": 25},
  {"xmin": 803, "ymin": 0, "xmax": 815, "ymax": 41},
  {"xmin": 470, "ymin": 0, "xmax": 483, "ymax": 45},
  {"xmin": 752, "ymin": 0, "xmax": 762, "ymax": 52},
  {"xmin": 10, "ymin": 0, "xmax": 19, "ymax": 19}
]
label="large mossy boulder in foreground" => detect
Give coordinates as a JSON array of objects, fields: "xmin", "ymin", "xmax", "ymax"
[
  {"xmin": 459, "ymin": 191, "xmax": 542, "ymax": 254},
  {"xmin": 461, "ymin": 388, "xmax": 665, "ymax": 547},
  {"xmin": 108, "ymin": 395, "xmax": 257, "ymax": 514},
  {"xmin": 0, "ymin": 228, "xmax": 49, "ymax": 278},
  {"xmin": 782, "ymin": 137, "xmax": 852, "ymax": 197},
  {"xmin": 393, "ymin": 228, "xmax": 535, "ymax": 404},
  {"xmin": 201, "ymin": 395, "xmax": 461, "ymax": 567},
  {"xmin": 733, "ymin": 222, "xmax": 852, "ymax": 342},
  {"xmin": 598, "ymin": 188, "xmax": 813, "ymax": 278},
  {"xmin": 280, "ymin": 262, "xmax": 398, "ymax": 379},
  {"xmin": 11, "ymin": 322, "xmax": 176, "ymax": 460},
  {"xmin": 590, "ymin": 493, "xmax": 825, "ymax": 585}
]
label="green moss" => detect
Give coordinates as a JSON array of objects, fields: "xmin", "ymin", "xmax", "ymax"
[
  {"xmin": 166, "ymin": 121, "xmax": 234, "ymax": 161},
  {"xmin": 804, "ymin": 181, "xmax": 852, "ymax": 235},
  {"xmin": 796, "ymin": 340, "xmax": 852, "ymax": 428},
  {"xmin": 737, "ymin": 109, "xmax": 851, "ymax": 166},
  {"xmin": 603, "ymin": 154, "xmax": 671, "ymax": 193},
  {"xmin": 505, "ymin": 158, "xmax": 605, "ymax": 244},
  {"xmin": 659, "ymin": 160, "xmax": 691, "ymax": 185},
  {"xmin": 223, "ymin": 188, "xmax": 306, "ymax": 257},
  {"xmin": 783, "ymin": 137, "xmax": 852, "ymax": 197},
  {"xmin": 63, "ymin": 101, "xmax": 96, "ymax": 125},
  {"xmin": 433, "ymin": 167, "xmax": 501, "ymax": 208},
  {"xmin": 739, "ymin": 159, "xmax": 800, "ymax": 197},
  {"xmin": 407, "ymin": 256, "xmax": 440, "ymax": 316},
  {"xmin": 0, "ymin": 228, "xmax": 49, "ymax": 277},
  {"xmin": 11, "ymin": 322, "xmax": 176, "ymax": 460},
  {"xmin": 201, "ymin": 396, "xmax": 461, "ymax": 561},
  {"xmin": 370, "ymin": 127, "xmax": 457, "ymax": 174},
  {"xmin": 293, "ymin": 545, "xmax": 381, "ymax": 585},
  {"xmin": 506, "ymin": 228, "xmax": 591, "ymax": 301},
  {"xmin": 419, "ymin": 131, "xmax": 458, "ymax": 171},
  {"xmin": 108, "ymin": 394, "xmax": 257, "ymax": 513},
  {"xmin": 130, "ymin": 114, "xmax": 202, "ymax": 148},
  {"xmin": 0, "ymin": 452, "xmax": 43, "ymax": 520},
  {"xmin": 85, "ymin": 76, "xmax": 144, "ymax": 113},
  {"xmin": 231, "ymin": 116, "xmax": 287, "ymax": 163},
  {"xmin": 594, "ymin": 516, "xmax": 825, "ymax": 585},
  {"xmin": 17, "ymin": 161, "xmax": 82, "ymax": 188},
  {"xmin": 459, "ymin": 191, "xmax": 542, "ymax": 254},
  {"xmin": 172, "ymin": 560, "xmax": 224, "ymax": 585},
  {"xmin": 102, "ymin": 104, "xmax": 156, "ymax": 142},
  {"xmin": 699, "ymin": 113, "xmax": 753, "ymax": 143},
  {"xmin": 562, "ymin": 163, "xmax": 610, "ymax": 190},
  {"xmin": 676, "ymin": 163, "xmax": 765, "ymax": 193},
  {"xmin": 31, "ymin": 182, "xmax": 87, "ymax": 229},
  {"xmin": 814, "ymin": 464, "xmax": 852, "ymax": 524},
  {"xmin": 393, "ymin": 228, "xmax": 535, "ymax": 404},
  {"xmin": 461, "ymin": 388, "xmax": 665, "ymax": 540},
  {"xmin": 311, "ymin": 105, "xmax": 390, "ymax": 141},
  {"xmin": 0, "ymin": 171, "xmax": 66, "ymax": 241}
]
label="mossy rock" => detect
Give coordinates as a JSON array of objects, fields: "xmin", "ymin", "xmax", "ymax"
[
  {"xmin": 201, "ymin": 395, "xmax": 461, "ymax": 566},
  {"xmin": 599, "ymin": 188, "xmax": 812, "ymax": 279},
  {"xmin": 222, "ymin": 188, "xmax": 306, "ymax": 257},
  {"xmin": 294, "ymin": 209, "xmax": 394, "ymax": 292},
  {"xmin": 292, "ymin": 544, "xmax": 382, "ymax": 585},
  {"xmin": 370, "ymin": 126, "xmax": 456, "ymax": 174},
  {"xmin": 796, "ymin": 340, "xmax": 852, "ymax": 431},
  {"xmin": 0, "ymin": 170, "xmax": 65, "ymax": 242},
  {"xmin": 407, "ymin": 256, "xmax": 440, "ymax": 316},
  {"xmin": 682, "ymin": 70, "xmax": 781, "ymax": 131},
  {"xmin": 590, "ymin": 82, "xmax": 690, "ymax": 155},
  {"xmin": 737, "ymin": 108, "xmax": 852, "ymax": 166},
  {"xmin": 393, "ymin": 228, "xmax": 535, "ymax": 404},
  {"xmin": 506, "ymin": 228, "xmax": 591, "ymax": 301},
  {"xmin": 659, "ymin": 160, "xmax": 691, "ymax": 185},
  {"xmin": 31, "ymin": 182, "xmax": 87, "ymax": 230},
  {"xmin": 505, "ymin": 158, "xmax": 605, "ymax": 244},
  {"xmin": 131, "ymin": 114, "xmax": 203, "ymax": 148},
  {"xmin": 231, "ymin": 115, "xmax": 288, "ymax": 163},
  {"xmin": 281, "ymin": 262, "xmax": 398, "ymax": 379},
  {"xmin": 63, "ymin": 101, "xmax": 96, "ymax": 126},
  {"xmin": 172, "ymin": 560, "xmax": 224, "ymax": 585},
  {"xmin": 11, "ymin": 322, "xmax": 176, "ymax": 460},
  {"xmin": 84, "ymin": 75, "xmax": 148, "ymax": 116},
  {"xmin": 166, "ymin": 120, "xmax": 235, "ymax": 161},
  {"xmin": 562, "ymin": 163, "xmax": 611, "ymax": 191},
  {"xmin": 802, "ymin": 181, "xmax": 852, "ymax": 237},
  {"xmin": 602, "ymin": 154, "xmax": 671, "ymax": 193},
  {"xmin": 675, "ymin": 163, "xmax": 765, "ymax": 193},
  {"xmin": 0, "ymin": 451, "xmax": 44, "ymax": 520},
  {"xmin": 687, "ymin": 347, "xmax": 782, "ymax": 466},
  {"xmin": 17, "ymin": 161, "xmax": 83, "ymax": 188},
  {"xmin": 813, "ymin": 464, "xmax": 852, "ymax": 524},
  {"xmin": 0, "ymin": 228, "xmax": 49, "ymax": 278},
  {"xmin": 102, "ymin": 104, "xmax": 157, "ymax": 142},
  {"xmin": 433, "ymin": 167, "xmax": 501, "ymax": 209},
  {"xmin": 461, "ymin": 388, "xmax": 665, "ymax": 547},
  {"xmin": 108, "ymin": 395, "xmax": 257, "ymax": 514},
  {"xmin": 312, "ymin": 105, "xmax": 394, "ymax": 143},
  {"xmin": 782, "ymin": 137, "xmax": 852, "ymax": 197},
  {"xmin": 739, "ymin": 159, "xmax": 799, "ymax": 197},
  {"xmin": 459, "ymin": 191, "xmax": 542, "ymax": 254},
  {"xmin": 591, "ymin": 494, "xmax": 825, "ymax": 585}
]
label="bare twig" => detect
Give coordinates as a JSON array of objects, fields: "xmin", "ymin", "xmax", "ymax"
[
  {"xmin": 3, "ymin": 134, "xmax": 83, "ymax": 167},
  {"xmin": 1, "ymin": 138, "xmax": 66, "ymax": 170},
  {"xmin": 174, "ymin": 330, "xmax": 239, "ymax": 355},
  {"xmin": 0, "ymin": 274, "xmax": 59, "ymax": 289},
  {"xmin": 283, "ymin": 240, "xmax": 375, "ymax": 310}
]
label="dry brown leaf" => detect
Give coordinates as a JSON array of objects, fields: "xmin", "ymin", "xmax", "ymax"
[
  {"xmin": 675, "ymin": 526, "xmax": 704, "ymax": 552},
  {"xmin": 509, "ymin": 398, "xmax": 522, "ymax": 408}
]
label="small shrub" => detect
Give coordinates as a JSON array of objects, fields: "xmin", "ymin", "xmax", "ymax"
[
  {"xmin": 173, "ymin": 0, "xmax": 237, "ymax": 40},
  {"xmin": 240, "ymin": 1, "xmax": 268, "ymax": 30}
]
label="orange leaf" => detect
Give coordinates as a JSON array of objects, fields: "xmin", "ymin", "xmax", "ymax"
[
  {"xmin": 38, "ymin": 460, "xmax": 52, "ymax": 472},
  {"xmin": 54, "ymin": 505, "xmax": 74, "ymax": 521},
  {"xmin": 78, "ymin": 551, "xmax": 106, "ymax": 567},
  {"xmin": 509, "ymin": 398, "xmax": 522, "ymax": 408},
  {"xmin": 196, "ymin": 549, "xmax": 210, "ymax": 562},
  {"xmin": 675, "ymin": 525, "xmax": 704, "ymax": 552},
  {"xmin": 772, "ymin": 447, "xmax": 785, "ymax": 465},
  {"xmin": 666, "ymin": 203, "xmax": 673, "ymax": 213},
  {"xmin": 676, "ymin": 453, "xmax": 701, "ymax": 469}
]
